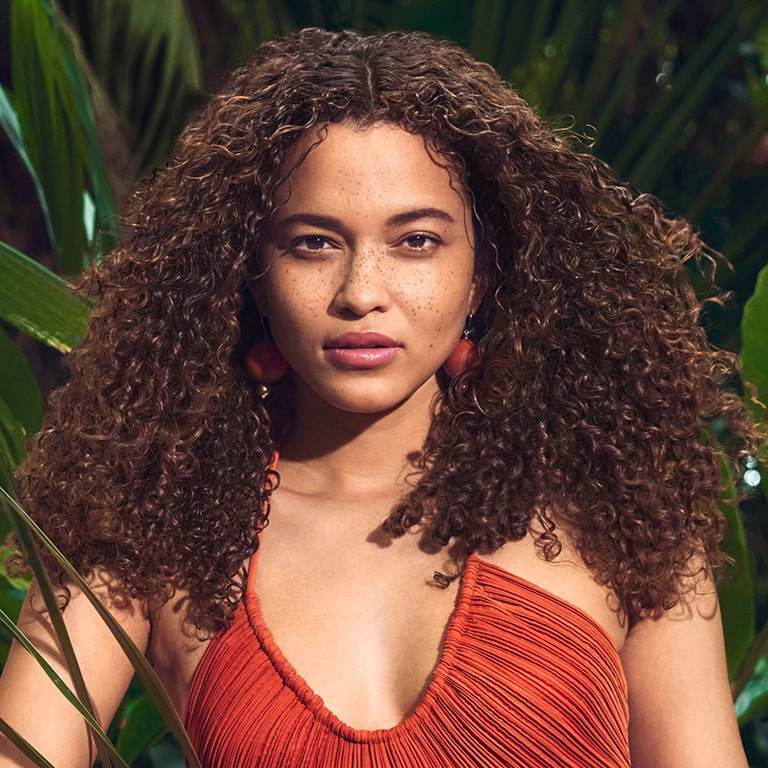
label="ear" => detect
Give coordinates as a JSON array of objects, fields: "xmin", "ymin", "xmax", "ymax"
[
  {"xmin": 248, "ymin": 275, "xmax": 268, "ymax": 317},
  {"xmin": 467, "ymin": 273, "xmax": 486, "ymax": 317},
  {"xmin": 246, "ymin": 242, "xmax": 272, "ymax": 312}
]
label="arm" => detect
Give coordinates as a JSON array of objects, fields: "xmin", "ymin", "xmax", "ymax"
[
  {"xmin": 620, "ymin": 576, "xmax": 746, "ymax": 768},
  {"xmin": 0, "ymin": 576, "xmax": 150, "ymax": 768}
]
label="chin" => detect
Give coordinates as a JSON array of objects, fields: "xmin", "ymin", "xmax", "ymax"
[
  {"xmin": 329, "ymin": 385, "xmax": 439, "ymax": 417},
  {"xmin": 299, "ymin": 371, "xmax": 441, "ymax": 417},
  {"xmin": 330, "ymin": 397, "xmax": 403, "ymax": 416}
]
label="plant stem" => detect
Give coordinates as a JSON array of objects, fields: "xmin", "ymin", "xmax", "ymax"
[{"xmin": 732, "ymin": 619, "xmax": 768, "ymax": 702}]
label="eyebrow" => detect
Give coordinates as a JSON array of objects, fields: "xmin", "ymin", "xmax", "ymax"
[
  {"xmin": 386, "ymin": 207, "xmax": 455, "ymax": 227},
  {"xmin": 273, "ymin": 207, "xmax": 456, "ymax": 231}
]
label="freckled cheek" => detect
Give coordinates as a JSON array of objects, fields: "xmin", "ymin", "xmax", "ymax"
[
  {"xmin": 400, "ymin": 271, "xmax": 472, "ymax": 328},
  {"xmin": 277, "ymin": 297, "xmax": 323, "ymax": 335},
  {"xmin": 262, "ymin": 282, "xmax": 318, "ymax": 341}
]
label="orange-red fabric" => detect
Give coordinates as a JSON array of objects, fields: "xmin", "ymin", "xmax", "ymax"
[{"xmin": 186, "ymin": 553, "xmax": 629, "ymax": 767}]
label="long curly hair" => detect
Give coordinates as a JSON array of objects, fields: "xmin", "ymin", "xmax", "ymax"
[{"xmin": 15, "ymin": 28, "xmax": 758, "ymax": 632}]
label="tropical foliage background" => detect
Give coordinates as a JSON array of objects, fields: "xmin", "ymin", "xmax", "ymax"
[{"xmin": 0, "ymin": 0, "xmax": 767, "ymax": 765}]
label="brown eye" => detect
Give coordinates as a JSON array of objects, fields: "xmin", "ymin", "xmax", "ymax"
[
  {"xmin": 300, "ymin": 236, "xmax": 330, "ymax": 250},
  {"xmin": 289, "ymin": 235, "xmax": 338, "ymax": 257},
  {"xmin": 403, "ymin": 234, "xmax": 440, "ymax": 250}
]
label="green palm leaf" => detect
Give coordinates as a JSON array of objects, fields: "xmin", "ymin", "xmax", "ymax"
[
  {"xmin": 0, "ymin": 241, "xmax": 89, "ymax": 353},
  {"xmin": 0, "ymin": 487, "xmax": 203, "ymax": 768},
  {"xmin": 0, "ymin": 608, "xmax": 128, "ymax": 767},
  {"xmin": 0, "ymin": 720, "xmax": 56, "ymax": 768}
]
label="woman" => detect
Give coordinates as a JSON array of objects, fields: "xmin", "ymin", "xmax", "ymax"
[{"xmin": 0, "ymin": 28, "xmax": 757, "ymax": 767}]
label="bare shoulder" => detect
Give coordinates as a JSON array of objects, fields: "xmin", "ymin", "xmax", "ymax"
[
  {"xmin": 478, "ymin": 530, "xmax": 627, "ymax": 650},
  {"xmin": 147, "ymin": 587, "xmax": 213, "ymax": 719},
  {"xmin": 620, "ymin": 568, "xmax": 747, "ymax": 767},
  {"xmin": 0, "ymin": 572, "xmax": 149, "ymax": 767}
]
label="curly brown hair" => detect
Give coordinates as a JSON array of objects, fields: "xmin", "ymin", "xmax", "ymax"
[{"xmin": 15, "ymin": 28, "xmax": 758, "ymax": 632}]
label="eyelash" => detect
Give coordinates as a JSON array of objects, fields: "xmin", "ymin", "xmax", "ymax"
[
  {"xmin": 402, "ymin": 233, "xmax": 441, "ymax": 250},
  {"xmin": 294, "ymin": 236, "xmax": 333, "ymax": 251},
  {"xmin": 288, "ymin": 232, "xmax": 443, "ymax": 255}
]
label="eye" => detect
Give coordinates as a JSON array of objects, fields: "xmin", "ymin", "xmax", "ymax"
[
  {"xmin": 289, "ymin": 235, "xmax": 337, "ymax": 257},
  {"xmin": 297, "ymin": 236, "xmax": 332, "ymax": 250},
  {"xmin": 402, "ymin": 234, "xmax": 441, "ymax": 250}
]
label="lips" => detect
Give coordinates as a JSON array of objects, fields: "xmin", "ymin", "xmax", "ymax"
[
  {"xmin": 324, "ymin": 332, "xmax": 400, "ymax": 368},
  {"xmin": 326, "ymin": 332, "xmax": 398, "ymax": 349}
]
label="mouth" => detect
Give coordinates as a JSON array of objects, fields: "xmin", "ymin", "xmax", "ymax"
[
  {"xmin": 324, "ymin": 332, "xmax": 399, "ymax": 350},
  {"xmin": 324, "ymin": 332, "xmax": 401, "ymax": 368}
]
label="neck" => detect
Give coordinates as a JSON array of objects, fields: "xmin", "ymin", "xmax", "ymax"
[{"xmin": 277, "ymin": 379, "xmax": 440, "ymax": 499}]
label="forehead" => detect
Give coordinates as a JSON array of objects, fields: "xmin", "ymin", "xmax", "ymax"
[{"xmin": 272, "ymin": 122, "xmax": 469, "ymax": 212}]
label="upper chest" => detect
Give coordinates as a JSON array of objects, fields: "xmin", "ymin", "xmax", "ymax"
[
  {"xmin": 249, "ymin": 492, "xmax": 626, "ymax": 730},
  {"xmin": 186, "ymin": 547, "xmax": 631, "ymax": 768},
  {"xmin": 252, "ymin": 511, "xmax": 459, "ymax": 728},
  {"xmin": 149, "ymin": 495, "xmax": 626, "ymax": 728}
]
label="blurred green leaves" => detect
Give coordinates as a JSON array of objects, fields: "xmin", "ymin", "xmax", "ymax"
[
  {"xmin": 4, "ymin": 0, "xmax": 117, "ymax": 274},
  {"xmin": 58, "ymin": 0, "xmax": 202, "ymax": 176},
  {"xmin": 742, "ymin": 263, "xmax": 768, "ymax": 432}
]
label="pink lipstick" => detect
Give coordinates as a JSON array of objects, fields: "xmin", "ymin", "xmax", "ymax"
[{"xmin": 324, "ymin": 332, "xmax": 400, "ymax": 368}]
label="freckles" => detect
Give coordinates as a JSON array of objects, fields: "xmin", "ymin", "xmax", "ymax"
[
  {"xmin": 401, "ymin": 270, "xmax": 466, "ymax": 319},
  {"xmin": 313, "ymin": 265, "xmax": 334, "ymax": 286}
]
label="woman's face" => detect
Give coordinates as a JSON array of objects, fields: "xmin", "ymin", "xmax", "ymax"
[{"xmin": 253, "ymin": 121, "xmax": 482, "ymax": 415}]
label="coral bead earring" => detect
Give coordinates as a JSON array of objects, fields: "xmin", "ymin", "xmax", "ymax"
[
  {"xmin": 244, "ymin": 341, "xmax": 289, "ymax": 385},
  {"xmin": 443, "ymin": 337, "xmax": 480, "ymax": 378}
]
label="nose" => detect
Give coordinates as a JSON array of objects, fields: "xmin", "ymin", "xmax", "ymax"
[{"xmin": 331, "ymin": 246, "xmax": 391, "ymax": 318}]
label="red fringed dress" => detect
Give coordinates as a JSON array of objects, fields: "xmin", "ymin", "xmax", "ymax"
[{"xmin": 185, "ymin": 550, "xmax": 630, "ymax": 767}]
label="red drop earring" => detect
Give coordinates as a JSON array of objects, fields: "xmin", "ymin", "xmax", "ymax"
[
  {"xmin": 244, "ymin": 319, "xmax": 289, "ymax": 398},
  {"xmin": 443, "ymin": 318, "xmax": 480, "ymax": 378},
  {"xmin": 244, "ymin": 340, "xmax": 289, "ymax": 383}
]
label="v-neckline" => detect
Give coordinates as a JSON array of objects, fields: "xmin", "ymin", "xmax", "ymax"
[{"xmin": 242, "ymin": 548, "xmax": 480, "ymax": 743}]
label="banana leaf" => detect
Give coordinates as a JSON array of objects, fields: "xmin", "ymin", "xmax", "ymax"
[{"xmin": 741, "ymin": 262, "xmax": 768, "ymax": 445}]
